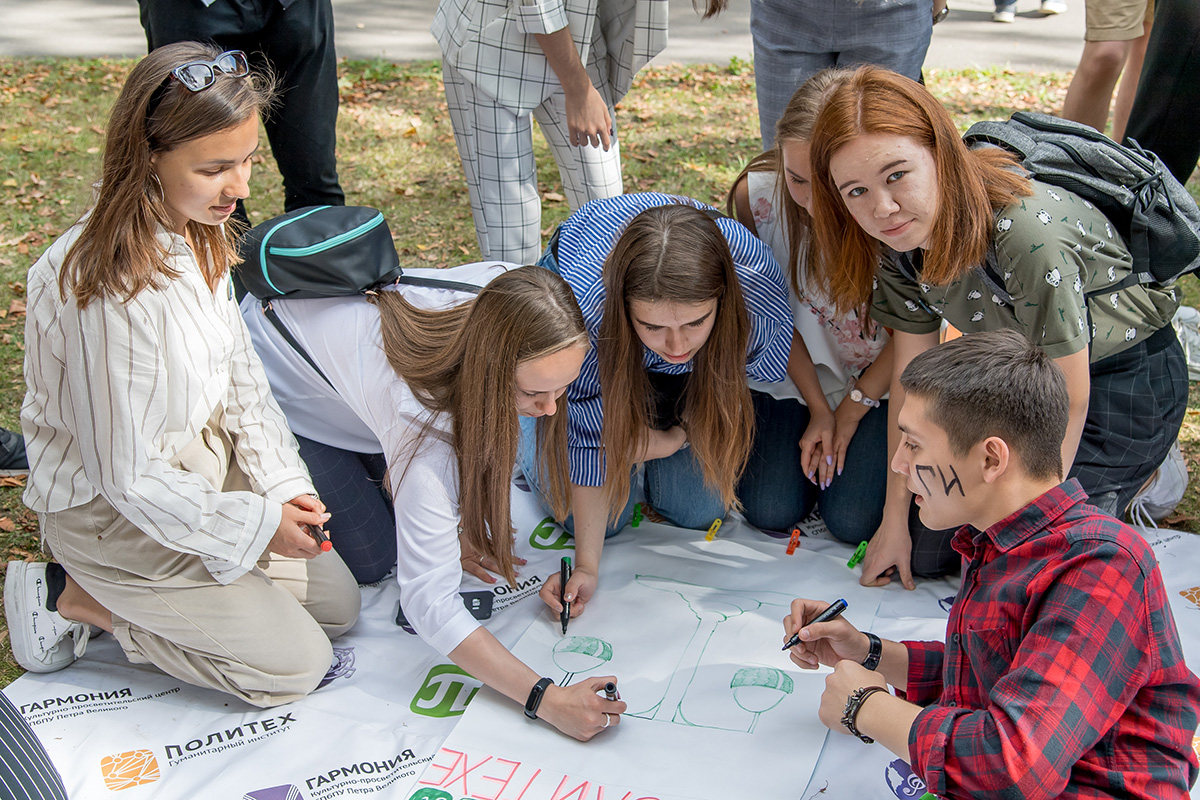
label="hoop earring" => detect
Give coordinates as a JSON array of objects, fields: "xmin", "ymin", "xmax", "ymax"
[{"xmin": 148, "ymin": 172, "xmax": 165, "ymax": 203}]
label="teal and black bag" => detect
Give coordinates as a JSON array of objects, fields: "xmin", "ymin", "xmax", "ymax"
[{"xmin": 238, "ymin": 205, "xmax": 480, "ymax": 386}]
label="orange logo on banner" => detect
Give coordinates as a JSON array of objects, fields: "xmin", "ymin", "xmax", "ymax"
[
  {"xmin": 1180, "ymin": 587, "xmax": 1200, "ymax": 608},
  {"xmin": 100, "ymin": 750, "xmax": 161, "ymax": 790}
]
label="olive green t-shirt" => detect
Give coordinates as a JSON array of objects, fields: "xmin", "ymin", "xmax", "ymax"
[{"xmin": 871, "ymin": 180, "xmax": 1179, "ymax": 362}]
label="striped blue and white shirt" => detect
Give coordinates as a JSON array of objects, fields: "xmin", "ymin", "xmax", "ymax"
[{"xmin": 550, "ymin": 192, "xmax": 792, "ymax": 486}]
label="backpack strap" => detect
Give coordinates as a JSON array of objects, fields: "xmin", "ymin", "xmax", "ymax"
[
  {"xmin": 977, "ymin": 245, "xmax": 1014, "ymax": 307},
  {"xmin": 260, "ymin": 272, "xmax": 486, "ymax": 393},
  {"xmin": 261, "ymin": 301, "xmax": 335, "ymax": 389}
]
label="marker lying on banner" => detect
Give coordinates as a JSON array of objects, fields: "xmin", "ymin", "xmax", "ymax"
[
  {"xmin": 786, "ymin": 527, "xmax": 802, "ymax": 555},
  {"xmin": 705, "ymin": 519, "xmax": 722, "ymax": 542},
  {"xmin": 305, "ymin": 524, "xmax": 333, "ymax": 552},
  {"xmin": 847, "ymin": 541, "xmax": 868, "ymax": 569},
  {"xmin": 631, "ymin": 503, "xmax": 644, "ymax": 528}
]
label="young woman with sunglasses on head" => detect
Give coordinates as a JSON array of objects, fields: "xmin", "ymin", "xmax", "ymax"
[
  {"xmin": 806, "ymin": 66, "xmax": 1185, "ymax": 588},
  {"xmin": 7, "ymin": 42, "xmax": 361, "ymax": 707},
  {"xmin": 242, "ymin": 264, "xmax": 624, "ymax": 740},
  {"xmin": 525, "ymin": 194, "xmax": 795, "ymax": 620}
]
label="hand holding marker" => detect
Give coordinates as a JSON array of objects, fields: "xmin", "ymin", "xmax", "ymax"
[
  {"xmin": 782, "ymin": 598, "xmax": 848, "ymax": 651},
  {"xmin": 305, "ymin": 524, "xmax": 332, "ymax": 552},
  {"xmin": 560, "ymin": 556, "xmax": 572, "ymax": 634}
]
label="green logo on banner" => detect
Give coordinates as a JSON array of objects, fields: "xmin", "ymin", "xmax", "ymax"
[
  {"xmin": 529, "ymin": 516, "xmax": 573, "ymax": 550},
  {"xmin": 410, "ymin": 665, "xmax": 480, "ymax": 718},
  {"xmin": 407, "ymin": 790, "xmax": 453, "ymax": 800}
]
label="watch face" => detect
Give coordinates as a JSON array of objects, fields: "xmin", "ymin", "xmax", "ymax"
[{"xmin": 850, "ymin": 389, "xmax": 864, "ymax": 403}]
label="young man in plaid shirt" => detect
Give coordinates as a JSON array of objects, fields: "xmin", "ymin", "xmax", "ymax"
[{"xmin": 785, "ymin": 329, "xmax": 1200, "ymax": 799}]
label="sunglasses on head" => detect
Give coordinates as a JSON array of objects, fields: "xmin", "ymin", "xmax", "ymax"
[{"xmin": 170, "ymin": 50, "xmax": 250, "ymax": 92}]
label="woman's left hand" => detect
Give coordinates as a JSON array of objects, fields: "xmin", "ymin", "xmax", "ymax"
[
  {"xmin": 459, "ymin": 532, "xmax": 525, "ymax": 584},
  {"xmin": 800, "ymin": 408, "xmax": 836, "ymax": 489}
]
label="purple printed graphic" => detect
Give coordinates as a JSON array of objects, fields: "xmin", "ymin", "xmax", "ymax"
[
  {"xmin": 938, "ymin": 595, "xmax": 956, "ymax": 614},
  {"xmin": 243, "ymin": 785, "xmax": 304, "ymax": 800},
  {"xmin": 513, "ymin": 473, "xmax": 532, "ymax": 492},
  {"xmin": 317, "ymin": 646, "xmax": 357, "ymax": 689},
  {"xmin": 884, "ymin": 759, "xmax": 927, "ymax": 799}
]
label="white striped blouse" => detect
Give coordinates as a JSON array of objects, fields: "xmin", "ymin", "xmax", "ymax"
[
  {"xmin": 549, "ymin": 192, "xmax": 793, "ymax": 486},
  {"xmin": 22, "ymin": 224, "xmax": 314, "ymax": 584}
]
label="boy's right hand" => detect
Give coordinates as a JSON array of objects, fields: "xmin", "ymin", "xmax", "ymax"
[
  {"xmin": 268, "ymin": 497, "xmax": 330, "ymax": 559},
  {"xmin": 783, "ymin": 598, "xmax": 870, "ymax": 670}
]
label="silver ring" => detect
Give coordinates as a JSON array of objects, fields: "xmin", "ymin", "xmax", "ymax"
[{"xmin": 602, "ymin": 713, "xmax": 610, "ymax": 728}]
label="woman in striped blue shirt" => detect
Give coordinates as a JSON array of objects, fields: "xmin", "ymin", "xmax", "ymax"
[{"xmin": 524, "ymin": 193, "xmax": 794, "ymax": 619}]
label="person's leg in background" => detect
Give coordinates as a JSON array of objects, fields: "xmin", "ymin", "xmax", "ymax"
[
  {"xmin": 737, "ymin": 391, "xmax": 818, "ymax": 534},
  {"xmin": 1061, "ymin": 0, "xmax": 1148, "ymax": 134},
  {"xmin": 1123, "ymin": 0, "xmax": 1200, "ymax": 182}
]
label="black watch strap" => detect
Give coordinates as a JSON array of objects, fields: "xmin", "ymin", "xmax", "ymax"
[
  {"xmin": 524, "ymin": 677, "xmax": 554, "ymax": 719},
  {"xmin": 862, "ymin": 632, "xmax": 882, "ymax": 671}
]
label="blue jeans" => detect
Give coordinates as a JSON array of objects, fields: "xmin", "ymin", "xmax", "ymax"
[
  {"xmin": 738, "ymin": 391, "xmax": 890, "ymax": 540},
  {"xmin": 294, "ymin": 435, "xmax": 395, "ymax": 584},
  {"xmin": 518, "ymin": 418, "xmax": 726, "ymax": 538},
  {"xmin": 750, "ymin": 0, "xmax": 932, "ymax": 146}
]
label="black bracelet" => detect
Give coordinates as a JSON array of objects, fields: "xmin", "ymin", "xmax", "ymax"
[
  {"xmin": 524, "ymin": 677, "xmax": 553, "ymax": 720},
  {"xmin": 862, "ymin": 632, "xmax": 882, "ymax": 671},
  {"xmin": 841, "ymin": 685, "xmax": 888, "ymax": 743}
]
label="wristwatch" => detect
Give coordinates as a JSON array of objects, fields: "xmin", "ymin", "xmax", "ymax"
[
  {"xmin": 847, "ymin": 377, "xmax": 881, "ymax": 409},
  {"xmin": 933, "ymin": 3, "xmax": 950, "ymax": 23},
  {"xmin": 524, "ymin": 677, "xmax": 553, "ymax": 719}
]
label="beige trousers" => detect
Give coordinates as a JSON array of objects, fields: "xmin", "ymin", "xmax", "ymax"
[{"xmin": 41, "ymin": 415, "xmax": 361, "ymax": 708}]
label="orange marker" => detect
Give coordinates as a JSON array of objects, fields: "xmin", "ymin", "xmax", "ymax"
[{"xmin": 305, "ymin": 524, "xmax": 333, "ymax": 552}]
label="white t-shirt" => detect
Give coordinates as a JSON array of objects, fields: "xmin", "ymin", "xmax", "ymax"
[
  {"xmin": 743, "ymin": 170, "xmax": 890, "ymax": 406},
  {"xmin": 241, "ymin": 261, "xmax": 515, "ymax": 655}
]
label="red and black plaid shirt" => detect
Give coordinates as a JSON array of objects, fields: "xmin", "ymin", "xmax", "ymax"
[{"xmin": 903, "ymin": 480, "xmax": 1200, "ymax": 799}]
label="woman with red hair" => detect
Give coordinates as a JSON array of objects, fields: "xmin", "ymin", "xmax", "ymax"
[{"xmin": 807, "ymin": 66, "xmax": 1185, "ymax": 588}]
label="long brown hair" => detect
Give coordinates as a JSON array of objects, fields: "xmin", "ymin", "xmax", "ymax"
[
  {"xmin": 808, "ymin": 66, "xmax": 1032, "ymax": 315},
  {"xmin": 60, "ymin": 41, "xmax": 274, "ymax": 307},
  {"xmin": 598, "ymin": 204, "xmax": 753, "ymax": 519},
  {"xmin": 727, "ymin": 67, "xmax": 856, "ymax": 301},
  {"xmin": 371, "ymin": 266, "xmax": 587, "ymax": 585}
]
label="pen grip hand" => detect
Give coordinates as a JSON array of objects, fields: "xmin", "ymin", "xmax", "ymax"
[
  {"xmin": 539, "ymin": 566, "xmax": 597, "ymax": 619},
  {"xmin": 783, "ymin": 598, "xmax": 869, "ymax": 670},
  {"xmin": 538, "ymin": 676, "xmax": 627, "ymax": 742}
]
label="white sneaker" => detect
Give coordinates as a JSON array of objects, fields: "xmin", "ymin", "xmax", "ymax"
[
  {"xmin": 1039, "ymin": 0, "xmax": 1068, "ymax": 13},
  {"xmin": 4, "ymin": 562, "xmax": 89, "ymax": 673},
  {"xmin": 1128, "ymin": 441, "xmax": 1189, "ymax": 528},
  {"xmin": 993, "ymin": 4, "xmax": 1017, "ymax": 22}
]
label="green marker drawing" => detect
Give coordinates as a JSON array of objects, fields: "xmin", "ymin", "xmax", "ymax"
[{"xmin": 552, "ymin": 636, "xmax": 613, "ymax": 684}]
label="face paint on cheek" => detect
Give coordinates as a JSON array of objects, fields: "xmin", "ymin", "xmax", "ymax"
[
  {"xmin": 937, "ymin": 464, "xmax": 965, "ymax": 497},
  {"xmin": 915, "ymin": 464, "xmax": 936, "ymax": 495}
]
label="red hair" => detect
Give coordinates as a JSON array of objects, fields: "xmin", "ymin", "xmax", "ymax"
[{"xmin": 808, "ymin": 67, "xmax": 1031, "ymax": 315}]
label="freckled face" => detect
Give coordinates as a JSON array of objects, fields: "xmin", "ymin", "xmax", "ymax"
[
  {"xmin": 627, "ymin": 299, "xmax": 719, "ymax": 365},
  {"xmin": 780, "ymin": 139, "xmax": 814, "ymax": 216},
  {"xmin": 891, "ymin": 393, "xmax": 982, "ymax": 531},
  {"xmin": 828, "ymin": 132, "xmax": 940, "ymax": 253},
  {"xmin": 150, "ymin": 115, "xmax": 259, "ymax": 234},
  {"xmin": 514, "ymin": 343, "xmax": 587, "ymax": 418}
]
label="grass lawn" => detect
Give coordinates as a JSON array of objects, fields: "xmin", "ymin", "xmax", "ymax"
[{"xmin": 0, "ymin": 57, "xmax": 1198, "ymax": 687}]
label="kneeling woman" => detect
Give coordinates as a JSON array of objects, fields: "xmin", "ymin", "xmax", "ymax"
[
  {"xmin": 243, "ymin": 263, "xmax": 624, "ymax": 740},
  {"xmin": 528, "ymin": 193, "xmax": 794, "ymax": 618},
  {"xmin": 807, "ymin": 66, "xmax": 1186, "ymax": 586}
]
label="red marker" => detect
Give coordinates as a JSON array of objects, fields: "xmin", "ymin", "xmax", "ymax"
[{"xmin": 305, "ymin": 524, "xmax": 333, "ymax": 552}]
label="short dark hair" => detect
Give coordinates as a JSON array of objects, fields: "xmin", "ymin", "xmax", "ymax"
[{"xmin": 899, "ymin": 330, "xmax": 1069, "ymax": 480}]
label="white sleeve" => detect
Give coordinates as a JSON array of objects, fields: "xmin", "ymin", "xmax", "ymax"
[
  {"xmin": 63, "ymin": 293, "xmax": 277, "ymax": 583},
  {"xmin": 390, "ymin": 436, "xmax": 480, "ymax": 655}
]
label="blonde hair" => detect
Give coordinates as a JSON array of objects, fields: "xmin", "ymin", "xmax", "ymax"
[
  {"xmin": 598, "ymin": 204, "xmax": 753, "ymax": 520},
  {"xmin": 60, "ymin": 41, "xmax": 274, "ymax": 307},
  {"xmin": 371, "ymin": 267, "xmax": 587, "ymax": 585}
]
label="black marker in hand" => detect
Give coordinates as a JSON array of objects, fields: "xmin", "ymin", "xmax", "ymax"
[{"xmin": 782, "ymin": 598, "xmax": 848, "ymax": 651}]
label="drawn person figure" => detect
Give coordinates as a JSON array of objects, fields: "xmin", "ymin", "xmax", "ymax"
[
  {"xmin": 728, "ymin": 68, "xmax": 956, "ymax": 579},
  {"xmin": 242, "ymin": 262, "xmax": 626, "ymax": 740},
  {"xmin": 526, "ymin": 193, "xmax": 793, "ymax": 619},
  {"xmin": 7, "ymin": 42, "xmax": 361, "ymax": 707},
  {"xmin": 785, "ymin": 330, "xmax": 1200, "ymax": 798},
  {"xmin": 807, "ymin": 66, "xmax": 1185, "ymax": 588}
]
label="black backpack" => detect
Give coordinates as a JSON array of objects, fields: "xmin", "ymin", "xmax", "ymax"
[
  {"xmin": 238, "ymin": 205, "xmax": 481, "ymax": 386},
  {"xmin": 963, "ymin": 111, "xmax": 1200, "ymax": 287}
]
